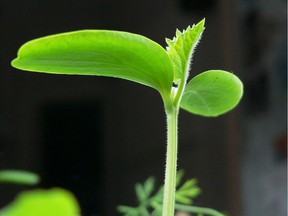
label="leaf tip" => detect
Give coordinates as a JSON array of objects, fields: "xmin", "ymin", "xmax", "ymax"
[{"xmin": 176, "ymin": 29, "xmax": 182, "ymax": 37}]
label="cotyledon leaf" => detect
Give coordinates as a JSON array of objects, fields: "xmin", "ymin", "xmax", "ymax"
[
  {"xmin": 180, "ymin": 70, "xmax": 243, "ymax": 117},
  {"xmin": 12, "ymin": 30, "xmax": 174, "ymax": 97}
]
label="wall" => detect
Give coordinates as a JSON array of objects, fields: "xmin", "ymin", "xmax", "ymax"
[{"xmin": 236, "ymin": 0, "xmax": 287, "ymax": 215}]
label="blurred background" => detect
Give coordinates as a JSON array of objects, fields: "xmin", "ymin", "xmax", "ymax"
[{"xmin": 0, "ymin": 0, "xmax": 286, "ymax": 215}]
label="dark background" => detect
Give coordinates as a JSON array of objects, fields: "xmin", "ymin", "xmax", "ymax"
[{"xmin": 0, "ymin": 0, "xmax": 286, "ymax": 215}]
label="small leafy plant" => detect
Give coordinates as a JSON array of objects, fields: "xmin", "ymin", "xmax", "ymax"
[
  {"xmin": 0, "ymin": 170, "xmax": 80, "ymax": 216},
  {"xmin": 11, "ymin": 19, "xmax": 243, "ymax": 215},
  {"xmin": 117, "ymin": 170, "xmax": 225, "ymax": 216}
]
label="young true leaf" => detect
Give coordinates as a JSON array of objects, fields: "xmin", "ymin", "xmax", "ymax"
[
  {"xmin": 166, "ymin": 19, "xmax": 205, "ymax": 84},
  {"xmin": 0, "ymin": 188, "xmax": 80, "ymax": 216},
  {"xmin": 180, "ymin": 70, "xmax": 243, "ymax": 117},
  {"xmin": 12, "ymin": 30, "xmax": 174, "ymax": 98}
]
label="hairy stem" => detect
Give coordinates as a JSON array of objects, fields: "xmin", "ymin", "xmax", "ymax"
[{"xmin": 162, "ymin": 106, "xmax": 179, "ymax": 216}]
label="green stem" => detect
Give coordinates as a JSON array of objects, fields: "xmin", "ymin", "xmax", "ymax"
[
  {"xmin": 162, "ymin": 105, "xmax": 179, "ymax": 216},
  {"xmin": 175, "ymin": 204, "xmax": 225, "ymax": 216}
]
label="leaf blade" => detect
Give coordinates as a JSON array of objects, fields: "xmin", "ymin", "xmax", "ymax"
[
  {"xmin": 0, "ymin": 170, "xmax": 39, "ymax": 185},
  {"xmin": 0, "ymin": 188, "xmax": 80, "ymax": 216},
  {"xmin": 166, "ymin": 19, "xmax": 205, "ymax": 83},
  {"xmin": 180, "ymin": 70, "xmax": 243, "ymax": 117},
  {"xmin": 12, "ymin": 30, "xmax": 174, "ymax": 96}
]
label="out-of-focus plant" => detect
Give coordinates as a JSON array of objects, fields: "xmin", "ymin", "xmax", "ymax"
[
  {"xmin": 117, "ymin": 170, "xmax": 224, "ymax": 216},
  {"xmin": 0, "ymin": 170, "xmax": 80, "ymax": 216}
]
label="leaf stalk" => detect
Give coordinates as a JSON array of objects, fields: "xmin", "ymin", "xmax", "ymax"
[{"xmin": 175, "ymin": 204, "xmax": 225, "ymax": 216}]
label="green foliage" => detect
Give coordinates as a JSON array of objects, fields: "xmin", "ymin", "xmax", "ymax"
[
  {"xmin": 174, "ymin": 204, "xmax": 225, "ymax": 216},
  {"xmin": 180, "ymin": 70, "xmax": 243, "ymax": 116},
  {"xmin": 0, "ymin": 170, "xmax": 39, "ymax": 185},
  {"xmin": 166, "ymin": 19, "xmax": 205, "ymax": 84},
  {"xmin": 0, "ymin": 188, "xmax": 80, "ymax": 216},
  {"xmin": 12, "ymin": 30, "xmax": 174, "ymax": 98},
  {"xmin": 175, "ymin": 170, "xmax": 201, "ymax": 205},
  {"xmin": 12, "ymin": 19, "xmax": 243, "ymax": 116},
  {"xmin": 117, "ymin": 170, "xmax": 201, "ymax": 216}
]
